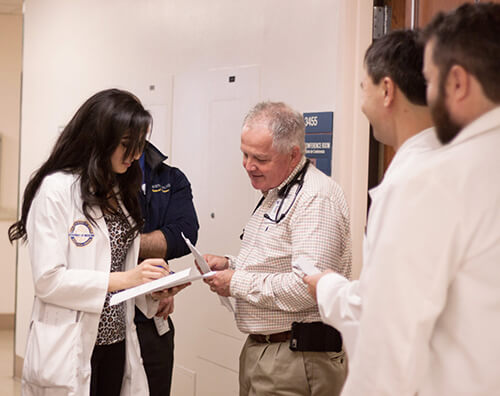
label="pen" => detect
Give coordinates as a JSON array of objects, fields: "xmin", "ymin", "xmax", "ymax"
[{"xmin": 154, "ymin": 265, "xmax": 174, "ymax": 275}]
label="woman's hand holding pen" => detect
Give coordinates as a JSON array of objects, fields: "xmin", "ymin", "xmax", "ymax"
[
  {"xmin": 131, "ymin": 258, "xmax": 170, "ymax": 284},
  {"xmin": 108, "ymin": 258, "xmax": 169, "ymax": 292}
]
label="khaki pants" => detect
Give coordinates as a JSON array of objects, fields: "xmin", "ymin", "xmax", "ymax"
[{"xmin": 239, "ymin": 335, "xmax": 347, "ymax": 396}]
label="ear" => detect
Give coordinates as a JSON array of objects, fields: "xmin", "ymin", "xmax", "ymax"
[
  {"xmin": 382, "ymin": 77, "xmax": 395, "ymax": 107},
  {"xmin": 445, "ymin": 65, "xmax": 469, "ymax": 103},
  {"xmin": 290, "ymin": 146, "xmax": 301, "ymax": 166}
]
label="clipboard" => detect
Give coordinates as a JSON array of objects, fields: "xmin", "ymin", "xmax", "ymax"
[{"xmin": 110, "ymin": 267, "xmax": 215, "ymax": 306}]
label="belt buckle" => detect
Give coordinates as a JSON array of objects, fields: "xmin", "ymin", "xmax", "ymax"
[{"xmin": 264, "ymin": 334, "xmax": 271, "ymax": 343}]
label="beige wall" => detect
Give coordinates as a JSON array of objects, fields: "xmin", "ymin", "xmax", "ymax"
[
  {"xmin": 334, "ymin": 0, "xmax": 372, "ymax": 279},
  {"xmin": 0, "ymin": 13, "xmax": 22, "ymax": 315}
]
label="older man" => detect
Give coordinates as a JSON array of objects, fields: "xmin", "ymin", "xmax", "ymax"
[
  {"xmin": 341, "ymin": 4, "xmax": 500, "ymax": 395},
  {"xmin": 205, "ymin": 102, "xmax": 352, "ymax": 396}
]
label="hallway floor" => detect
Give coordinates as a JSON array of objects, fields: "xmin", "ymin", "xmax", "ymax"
[{"xmin": 0, "ymin": 330, "xmax": 21, "ymax": 395}]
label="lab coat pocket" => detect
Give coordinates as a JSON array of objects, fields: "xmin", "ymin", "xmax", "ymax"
[{"xmin": 23, "ymin": 318, "xmax": 81, "ymax": 389}]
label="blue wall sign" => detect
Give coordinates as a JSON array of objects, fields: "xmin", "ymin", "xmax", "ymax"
[{"xmin": 304, "ymin": 112, "xmax": 333, "ymax": 176}]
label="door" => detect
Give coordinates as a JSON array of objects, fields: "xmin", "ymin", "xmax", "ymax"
[
  {"xmin": 169, "ymin": 65, "xmax": 261, "ymax": 396},
  {"xmin": 406, "ymin": 0, "xmax": 496, "ymax": 28}
]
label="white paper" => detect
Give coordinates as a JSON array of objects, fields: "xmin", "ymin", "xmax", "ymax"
[
  {"xmin": 181, "ymin": 232, "xmax": 211, "ymax": 273},
  {"xmin": 153, "ymin": 316, "xmax": 170, "ymax": 336},
  {"xmin": 181, "ymin": 232, "xmax": 235, "ymax": 313},
  {"xmin": 292, "ymin": 257, "xmax": 321, "ymax": 277},
  {"xmin": 110, "ymin": 267, "xmax": 215, "ymax": 306}
]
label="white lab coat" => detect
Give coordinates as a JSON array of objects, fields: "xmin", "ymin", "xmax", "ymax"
[
  {"xmin": 316, "ymin": 128, "xmax": 440, "ymax": 356},
  {"xmin": 341, "ymin": 107, "xmax": 500, "ymax": 395},
  {"xmin": 22, "ymin": 171, "xmax": 157, "ymax": 396}
]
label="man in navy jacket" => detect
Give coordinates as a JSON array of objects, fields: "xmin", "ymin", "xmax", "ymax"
[{"xmin": 135, "ymin": 141, "xmax": 199, "ymax": 396}]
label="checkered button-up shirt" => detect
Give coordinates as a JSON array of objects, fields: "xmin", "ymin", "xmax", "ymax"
[{"xmin": 229, "ymin": 157, "xmax": 352, "ymax": 334}]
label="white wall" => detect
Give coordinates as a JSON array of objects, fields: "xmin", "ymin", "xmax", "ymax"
[
  {"xmin": 16, "ymin": 0, "xmax": 372, "ymax": 392},
  {"xmin": 0, "ymin": 13, "xmax": 22, "ymax": 315}
]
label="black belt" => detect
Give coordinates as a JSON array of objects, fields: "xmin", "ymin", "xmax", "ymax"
[
  {"xmin": 249, "ymin": 322, "xmax": 343, "ymax": 353},
  {"xmin": 249, "ymin": 331, "xmax": 291, "ymax": 343}
]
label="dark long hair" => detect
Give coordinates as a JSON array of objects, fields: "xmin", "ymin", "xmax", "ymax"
[{"xmin": 9, "ymin": 88, "xmax": 152, "ymax": 242}]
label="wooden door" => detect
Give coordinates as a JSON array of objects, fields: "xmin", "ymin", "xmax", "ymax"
[{"xmin": 408, "ymin": 0, "xmax": 478, "ymax": 28}]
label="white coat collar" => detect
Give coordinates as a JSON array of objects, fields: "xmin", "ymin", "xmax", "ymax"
[
  {"xmin": 369, "ymin": 127, "xmax": 440, "ymax": 201},
  {"xmin": 449, "ymin": 106, "xmax": 500, "ymax": 146}
]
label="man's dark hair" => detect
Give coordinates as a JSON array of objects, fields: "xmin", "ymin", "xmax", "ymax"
[
  {"xmin": 422, "ymin": 3, "xmax": 500, "ymax": 103},
  {"xmin": 364, "ymin": 29, "xmax": 426, "ymax": 106}
]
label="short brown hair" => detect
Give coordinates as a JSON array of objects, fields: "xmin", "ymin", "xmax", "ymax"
[{"xmin": 422, "ymin": 3, "xmax": 500, "ymax": 103}]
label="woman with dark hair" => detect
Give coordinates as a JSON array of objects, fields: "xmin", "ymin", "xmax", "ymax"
[{"xmin": 9, "ymin": 88, "xmax": 168, "ymax": 396}]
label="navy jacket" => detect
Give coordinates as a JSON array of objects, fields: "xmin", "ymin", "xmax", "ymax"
[
  {"xmin": 135, "ymin": 142, "xmax": 199, "ymax": 323},
  {"xmin": 139, "ymin": 142, "xmax": 199, "ymax": 260}
]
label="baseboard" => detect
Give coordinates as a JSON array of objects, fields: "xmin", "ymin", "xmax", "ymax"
[
  {"xmin": 15, "ymin": 354, "xmax": 23, "ymax": 380},
  {"xmin": 0, "ymin": 313, "xmax": 14, "ymax": 330}
]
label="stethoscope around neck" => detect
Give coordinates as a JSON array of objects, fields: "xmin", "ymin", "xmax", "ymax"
[{"xmin": 240, "ymin": 159, "xmax": 310, "ymax": 239}]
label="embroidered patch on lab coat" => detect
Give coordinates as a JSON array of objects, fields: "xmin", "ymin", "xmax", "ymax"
[{"xmin": 68, "ymin": 220, "xmax": 95, "ymax": 247}]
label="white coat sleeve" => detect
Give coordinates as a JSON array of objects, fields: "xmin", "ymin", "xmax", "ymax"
[
  {"xmin": 27, "ymin": 177, "xmax": 108, "ymax": 313},
  {"xmin": 316, "ymin": 273, "xmax": 361, "ymax": 355},
  {"xmin": 341, "ymin": 174, "xmax": 461, "ymax": 396}
]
